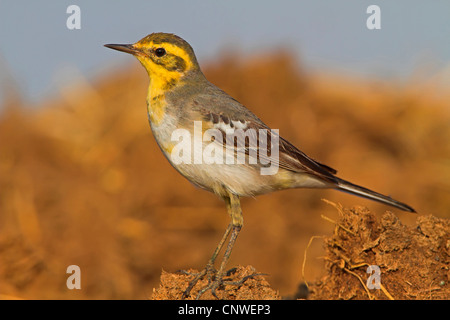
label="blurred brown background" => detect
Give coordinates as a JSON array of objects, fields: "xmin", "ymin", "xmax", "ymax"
[{"xmin": 0, "ymin": 52, "xmax": 449, "ymax": 299}]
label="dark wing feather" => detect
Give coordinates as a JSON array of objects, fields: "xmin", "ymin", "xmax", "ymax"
[{"xmin": 191, "ymin": 93, "xmax": 338, "ymax": 183}]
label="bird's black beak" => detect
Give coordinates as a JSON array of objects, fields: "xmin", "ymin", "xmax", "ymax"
[{"xmin": 104, "ymin": 43, "xmax": 144, "ymax": 56}]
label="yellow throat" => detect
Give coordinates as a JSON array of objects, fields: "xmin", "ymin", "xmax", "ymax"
[
  {"xmin": 105, "ymin": 33, "xmax": 201, "ymax": 125},
  {"xmin": 133, "ymin": 35, "xmax": 198, "ymax": 125}
]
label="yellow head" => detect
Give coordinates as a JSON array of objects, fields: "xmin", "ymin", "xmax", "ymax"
[{"xmin": 105, "ymin": 33, "xmax": 201, "ymax": 93}]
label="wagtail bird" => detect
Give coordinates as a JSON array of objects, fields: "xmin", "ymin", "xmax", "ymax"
[{"xmin": 105, "ymin": 33, "xmax": 415, "ymax": 299}]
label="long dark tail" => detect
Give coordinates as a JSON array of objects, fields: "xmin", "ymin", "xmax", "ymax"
[{"xmin": 335, "ymin": 178, "xmax": 416, "ymax": 213}]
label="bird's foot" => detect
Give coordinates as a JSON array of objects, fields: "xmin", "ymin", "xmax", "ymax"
[
  {"xmin": 177, "ymin": 263, "xmax": 216, "ymax": 299},
  {"xmin": 178, "ymin": 266, "xmax": 263, "ymax": 299}
]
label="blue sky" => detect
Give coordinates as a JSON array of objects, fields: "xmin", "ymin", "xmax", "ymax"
[{"xmin": 1, "ymin": 1, "xmax": 449, "ymax": 105}]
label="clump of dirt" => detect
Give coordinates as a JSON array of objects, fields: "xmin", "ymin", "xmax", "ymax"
[
  {"xmin": 308, "ymin": 204, "xmax": 450, "ymax": 300},
  {"xmin": 151, "ymin": 265, "xmax": 280, "ymax": 300}
]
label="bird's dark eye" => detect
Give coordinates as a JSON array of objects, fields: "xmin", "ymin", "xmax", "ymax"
[{"xmin": 155, "ymin": 47, "xmax": 166, "ymax": 57}]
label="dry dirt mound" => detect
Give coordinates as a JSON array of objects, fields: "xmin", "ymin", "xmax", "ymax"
[
  {"xmin": 151, "ymin": 205, "xmax": 449, "ymax": 300},
  {"xmin": 309, "ymin": 204, "xmax": 450, "ymax": 299},
  {"xmin": 152, "ymin": 265, "xmax": 280, "ymax": 300}
]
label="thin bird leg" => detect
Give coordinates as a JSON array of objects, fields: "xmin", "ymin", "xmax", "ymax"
[
  {"xmin": 181, "ymin": 196, "xmax": 233, "ymax": 277},
  {"xmin": 195, "ymin": 193, "xmax": 244, "ymax": 299},
  {"xmin": 215, "ymin": 194, "xmax": 243, "ymax": 278},
  {"xmin": 205, "ymin": 195, "xmax": 234, "ymax": 267},
  {"xmin": 208, "ymin": 222, "xmax": 232, "ymax": 267},
  {"xmin": 181, "ymin": 222, "xmax": 232, "ymax": 298},
  {"xmin": 184, "ymin": 194, "xmax": 256, "ymax": 299},
  {"xmin": 181, "ymin": 197, "xmax": 234, "ymax": 298}
]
